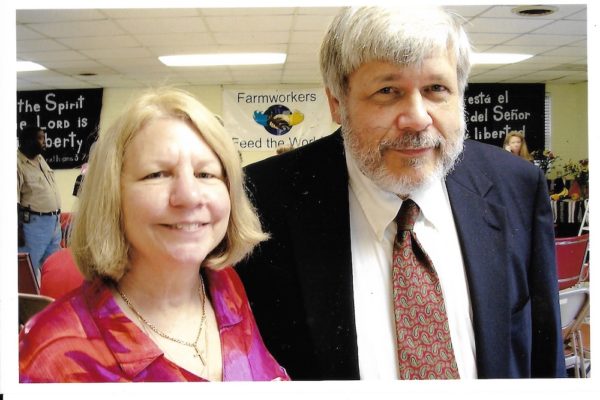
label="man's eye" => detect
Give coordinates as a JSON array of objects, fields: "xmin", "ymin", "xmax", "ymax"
[
  {"xmin": 378, "ymin": 87, "xmax": 394, "ymax": 95},
  {"xmin": 429, "ymin": 84, "xmax": 447, "ymax": 92}
]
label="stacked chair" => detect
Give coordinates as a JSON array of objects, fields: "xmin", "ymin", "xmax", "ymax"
[
  {"xmin": 556, "ymin": 199, "xmax": 590, "ymax": 377},
  {"xmin": 17, "ymin": 252, "xmax": 54, "ymax": 329}
]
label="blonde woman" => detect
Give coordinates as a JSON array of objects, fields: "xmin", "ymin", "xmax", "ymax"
[
  {"xmin": 503, "ymin": 130, "xmax": 533, "ymax": 161},
  {"xmin": 19, "ymin": 88, "xmax": 289, "ymax": 382}
]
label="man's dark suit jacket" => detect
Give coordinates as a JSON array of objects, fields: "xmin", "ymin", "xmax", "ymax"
[{"xmin": 236, "ymin": 130, "xmax": 565, "ymax": 380}]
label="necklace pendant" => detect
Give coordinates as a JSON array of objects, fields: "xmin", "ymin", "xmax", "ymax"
[{"xmin": 194, "ymin": 345, "xmax": 206, "ymax": 365}]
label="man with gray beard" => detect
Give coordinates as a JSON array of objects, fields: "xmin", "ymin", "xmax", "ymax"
[{"xmin": 236, "ymin": 5, "xmax": 564, "ymax": 380}]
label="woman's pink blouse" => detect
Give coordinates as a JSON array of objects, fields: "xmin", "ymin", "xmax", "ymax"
[{"xmin": 19, "ymin": 267, "xmax": 289, "ymax": 382}]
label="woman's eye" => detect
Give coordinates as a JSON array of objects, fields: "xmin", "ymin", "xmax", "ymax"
[
  {"xmin": 196, "ymin": 172, "xmax": 216, "ymax": 179},
  {"xmin": 143, "ymin": 171, "xmax": 165, "ymax": 180}
]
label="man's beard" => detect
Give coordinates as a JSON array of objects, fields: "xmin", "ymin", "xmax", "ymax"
[{"xmin": 341, "ymin": 109, "xmax": 465, "ymax": 196}]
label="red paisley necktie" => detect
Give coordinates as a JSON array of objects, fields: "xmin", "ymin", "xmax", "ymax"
[{"xmin": 392, "ymin": 199, "xmax": 460, "ymax": 379}]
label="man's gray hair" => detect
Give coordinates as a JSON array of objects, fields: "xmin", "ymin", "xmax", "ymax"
[{"xmin": 320, "ymin": 6, "xmax": 472, "ymax": 100}]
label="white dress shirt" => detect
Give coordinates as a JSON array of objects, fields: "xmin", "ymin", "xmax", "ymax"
[{"xmin": 346, "ymin": 151, "xmax": 478, "ymax": 379}]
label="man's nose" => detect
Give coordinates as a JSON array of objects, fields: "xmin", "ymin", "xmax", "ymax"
[{"xmin": 395, "ymin": 91, "xmax": 432, "ymax": 132}]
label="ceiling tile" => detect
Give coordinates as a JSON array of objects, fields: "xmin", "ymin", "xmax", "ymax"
[
  {"xmin": 200, "ymin": 8, "xmax": 295, "ymax": 17},
  {"xmin": 18, "ymin": 50, "xmax": 88, "ymax": 62},
  {"xmin": 465, "ymin": 17, "xmax": 550, "ymax": 34},
  {"xmin": 17, "ymin": 39, "xmax": 68, "ymax": 52},
  {"xmin": 134, "ymin": 32, "xmax": 215, "ymax": 47},
  {"xmin": 57, "ymin": 35, "xmax": 140, "ymax": 50},
  {"xmin": 294, "ymin": 15, "xmax": 334, "ymax": 31},
  {"xmin": 533, "ymin": 20, "xmax": 587, "ymax": 36},
  {"xmin": 27, "ymin": 20, "xmax": 126, "ymax": 38},
  {"xmin": 505, "ymin": 34, "xmax": 584, "ymax": 47},
  {"xmin": 97, "ymin": 57, "xmax": 164, "ymax": 68},
  {"xmin": 205, "ymin": 15, "xmax": 293, "ymax": 32},
  {"xmin": 296, "ymin": 7, "xmax": 342, "ymax": 16},
  {"xmin": 16, "ymin": 9, "xmax": 107, "ymax": 23},
  {"xmin": 541, "ymin": 46, "xmax": 587, "ymax": 58},
  {"xmin": 117, "ymin": 17, "xmax": 208, "ymax": 34},
  {"xmin": 566, "ymin": 9, "xmax": 587, "ymax": 21},
  {"xmin": 468, "ymin": 32, "xmax": 520, "ymax": 46},
  {"xmin": 444, "ymin": 5, "xmax": 492, "ymax": 18},
  {"xmin": 486, "ymin": 45, "xmax": 556, "ymax": 55},
  {"xmin": 476, "ymin": 4, "xmax": 586, "ymax": 20},
  {"xmin": 80, "ymin": 47, "xmax": 153, "ymax": 59},
  {"xmin": 214, "ymin": 31, "xmax": 288, "ymax": 45},
  {"xmin": 16, "ymin": 24, "xmax": 45, "ymax": 40},
  {"xmin": 290, "ymin": 31, "xmax": 325, "ymax": 44},
  {"xmin": 103, "ymin": 8, "xmax": 201, "ymax": 19},
  {"xmin": 13, "ymin": 6, "xmax": 589, "ymax": 90},
  {"xmin": 38, "ymin": 59, "xmax": 107, "ymax": 69}
]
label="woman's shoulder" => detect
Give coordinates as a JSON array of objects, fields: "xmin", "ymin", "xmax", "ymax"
[
  {"xmin": 19, "ymin": 280, "xmax": 120, "ymax": 382},
  {"xmin": 21, "ymin": 285, "xmax": 91, "ymax": 340}
]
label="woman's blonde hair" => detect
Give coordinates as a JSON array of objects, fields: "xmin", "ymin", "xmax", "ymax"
[
  {"xmin": 69, "ymin": 88, "xmax": 268, "ymax": 281},
  {"xmin": 504, "ymin": 130, "xmax": 533, "ymax": 161}
]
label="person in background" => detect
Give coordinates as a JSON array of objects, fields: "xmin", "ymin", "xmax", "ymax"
[
  {"xmin": 17, "ymin": 125, "xmax": 62, "ymax": 279},
  {"xmin": 236, "ymin": 5, "xmax": 564, "ymax": 380},
  {"xmin": 19, "ymin": 88, "xmax": 289, "ymax": 382},
  {"xmin": 276, "ymin": 145, "xmax": 295, "ymax": 155},
  {"xmin": 503, "ymin": 130, "xmax": 533, "ymax": 161}
]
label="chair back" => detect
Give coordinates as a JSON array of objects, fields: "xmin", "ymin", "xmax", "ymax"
[
  {"xmin": 18, "ymin": 252, "xmax": 39, "ymax": 294},
  {"xmin": 559, "ymin": 286, "xmax": 590, "ymax": 378},
  {"xmin": 40, "ymin": 248, "xmax": 84, "ymax": 299},
  {"xmin": 59, "ymin": 212, "xmax": 73, "ymax": 247},
  {"xmin": 19, "ymin": 293, "xmax": 54, "ymax": 327},
  {"xmin": 578, "ymin": 199, "xmax": 589, "ymax": 236},
  {"xmin": 555, "ymin": 234, "xmax": 589, "ymax": 290},
  {"xmin": 559, "ymin": 286, "xmax": 590, "ymax": 336}
]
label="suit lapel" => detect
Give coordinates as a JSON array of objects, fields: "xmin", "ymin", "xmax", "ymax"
[
  {"xmin": 446, "ymin": 147, "xmax": 511, "ymax": 378},
  {"xmin": 282, "ymin": 135, "xmax": 511, "ymax": 377},
  {"xmin": 287, "ymin": 132, "xmax": 360, "ymax": 377}
]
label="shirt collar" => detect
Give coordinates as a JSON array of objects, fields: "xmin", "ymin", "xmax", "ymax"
[
  {"xmin": 345, "ymin": 147, "xmax": 448, "ymax": 238},
  {"xmin": 410, "ymin": 178, "xmax": 450, "ymax": 232},
  {"xmin": 87, "ymin": 280, "xmax": 164, "ymax": 379},
  {"xmin": 91, "ymin": 269, "xmax": 245, "ymax": 379},
  {"xmin": 17, "ymin": 151, "xmax": 41, "ymax": 165},
  {"xmin": 346, "ymin": 147, "xmax": 401, "ymax": 241}
]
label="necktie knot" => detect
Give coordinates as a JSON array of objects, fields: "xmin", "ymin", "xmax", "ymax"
[{"xmin": 396, "ymin": 199, "xmax": 420, "ymax": 232}]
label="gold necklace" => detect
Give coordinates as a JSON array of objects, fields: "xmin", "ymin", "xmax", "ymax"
[{"xmin": 116, "ymin": 277, "xmax": 207, "ymax": 365}]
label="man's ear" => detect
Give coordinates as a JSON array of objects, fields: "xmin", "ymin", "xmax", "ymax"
[{"xmin": 325, "ymin": 88, "xmax": 342, "ymax": 125}]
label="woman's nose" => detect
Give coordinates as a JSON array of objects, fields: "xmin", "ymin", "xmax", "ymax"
[
  {"xmin": 396, "ymin": 92, "xmax": 432, "ymax": 132},
  {"xmin": 170, "ymin": 173, "xmax": 203, "ymax": 207}
]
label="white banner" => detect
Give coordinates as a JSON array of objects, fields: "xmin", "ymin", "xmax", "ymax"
[{"xmin": 223, "ymin": 87, "xmax": 333, "ymax": 152}]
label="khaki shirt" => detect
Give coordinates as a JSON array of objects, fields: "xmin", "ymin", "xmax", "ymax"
[{"xmin": 17, "ymin": 151, "xmax": 61, "ymax": 213}]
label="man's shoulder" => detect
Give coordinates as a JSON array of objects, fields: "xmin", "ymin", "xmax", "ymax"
[
  {"xmin": 461, "ymin": 139, "xmax": 539, "ymax": 174},
  {"xmin": 17, "ymin": 151, "xmax": 29, "ymax": 167},
  {"xmin": 456, "ymin": 139, "xmax": 543, "ymax": 188},
  {"xmin": 244, "ymin": 130, "xmax": 345, "ymax": 186}
]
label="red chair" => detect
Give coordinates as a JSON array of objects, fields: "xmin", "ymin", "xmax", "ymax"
[
  {"xmin": 59, "ymin": 212, "xmax": 73, "ymax": 247},
  {"xmin": 555, "ymin": 234, "xmax": 589, "ymax": 290},
  {"xmin": 18, "ymin": 252, "xmax": 39, "ymax": 295},
  {"xmin": 40, "ymin": 248, "xmax": 84, "ymax": 300}
]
